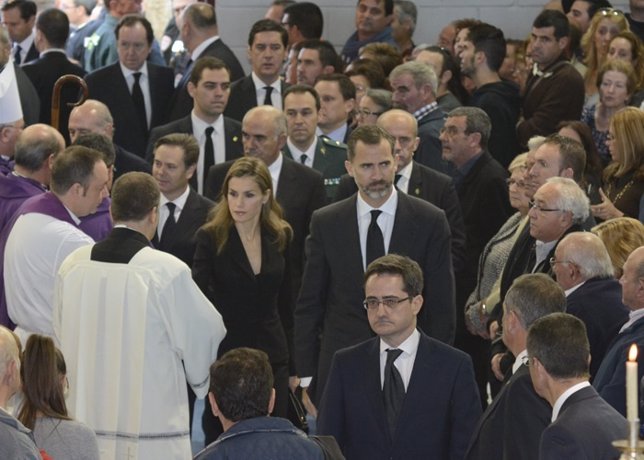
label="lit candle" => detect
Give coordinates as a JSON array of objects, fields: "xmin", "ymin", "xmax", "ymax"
[{"xmin": 627, "ymin": 344, "xmax": 638, "ymax": 421}]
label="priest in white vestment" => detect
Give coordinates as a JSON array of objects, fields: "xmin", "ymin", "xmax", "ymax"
[{"xmin": 53, "ymin": 172, "xmax": 226, "ymax": 460}]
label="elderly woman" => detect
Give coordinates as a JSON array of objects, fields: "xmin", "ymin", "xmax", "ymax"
[
  {"xmin": 591, "ymin": 107, "xmax": 644, "ymax": 220},
  {"xmin": 464, "ymin": 153, "xmax": 531, "ymax": 338},
  {"xmin": 355, "ymin": 88, "xmax": 392, "ymax": 127}
]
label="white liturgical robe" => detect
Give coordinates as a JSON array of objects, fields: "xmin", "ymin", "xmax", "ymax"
[{"xmin": 54, "ymin": 243, "xmax": 226, "ymax": 460}]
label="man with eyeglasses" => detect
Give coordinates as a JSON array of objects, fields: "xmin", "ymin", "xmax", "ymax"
[
  {"xmin": 295, "ymin": 125, "xmax": 454, "ymax": 418},
  {"xmin": 439, "ymin": 106, "xmax": 512, "ymax": 403},
  {"xmin": 389, "ymin": 61, "xmax": 448, "ymax": 174},
  {"xmin": 282, "ymin": 84, "xmax": 347, "ymax": 202},
  {"xmin": 334, "ymin": 108, "xmax": 466, "ymax": 274},
  {"xmin": 318, "ymin": 254, "xmax": 480, "ymax": 460},
  {"xmin": 85, "ymin": 15, "xmax": 174, "ymax": 158},
  {"xmin": 528, "ymin": 313, "xmax": 627, "ymax": 460},
  {"xmin": 464, "ymin": 273, "xmax": 565, "ymax": 460},
  {"xmin": 550, "ymin": 232, "xmax": 628, "ymax": 379}
]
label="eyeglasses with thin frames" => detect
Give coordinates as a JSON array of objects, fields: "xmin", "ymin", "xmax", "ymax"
[
  {"xmin": 549, "ymin": 257, "xmax": 574, "ymax": 269},
  {"xmin": 528, "ymin": 200, "xmax": 562, "ymax": 213},
  {"xmin": 363, "ymin": 296, "xmax": 412, "ymax": 311}
]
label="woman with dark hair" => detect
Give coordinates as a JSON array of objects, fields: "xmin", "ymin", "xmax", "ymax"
[
  {"xmin": 591, "ymin": 107, "xmax": 644, "ymax": 220},
  {"xmin": 18, "ymin": 335, "xmax": 98, "ymax": 460},
  {"xmin": 557, "ymin": 120, "xmax": 604, "ymax": 202},
  {"xmin": 192, "ymin": 156, "xmax": 294, "ymax": 443}
]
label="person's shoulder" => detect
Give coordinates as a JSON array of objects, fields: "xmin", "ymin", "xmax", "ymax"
[
  {"xmin": 320, "ymin": 136, "xmax": 347, "ymax": 153},
  {"xmin": 421, "ymin": 333, "xmax": 471, "ymax": 362}
]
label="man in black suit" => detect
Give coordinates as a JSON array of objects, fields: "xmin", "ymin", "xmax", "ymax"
[
  {"xmin": 464, "ymin": 274, "xmax": 565, "ymax": 460},
  {"xmin": 314, "ymin": 73, "xmax": 355, "ymax": 144},
  {"xmin": 334, "ymin": 108, "xmax": 466, "ymax": 272},
  {"xmin": 148, "ymin": 57, "xmax": 243, "ymax": 195},
  {"xmin": 85, "ymin": 16, "xmax": 174, "ymax": 158},
  {"xmin": 528, "ymin": 313, "xmax": 627, "ymax": 459},
  {"xmin": 282, "ymin": 84, "xmax": 347, "ymax": 202},
  {"xmin": 318, "ymin": 254, "xmax": 481, "ymax": 460},
  {"xmin": 61, "ymin": 0, "xmax": 98, "ymax": 66},
  {"xmin": 390, "ymin": 60, "xmax": 449, "ymax": 174},
  {"xmin": 223, "ymin": 19, "xmax": 289, "ymax": 122},
  {"xmin": 1, "ymin": 0, "xmax": 38, "ymax": 66},
  {"xmin": 68, "ymin": 99, "xmax": 151, "ymax": 180},
  {"xmin": 152, "ymin": 133, "xmax": 213, "ymax": 268},
  {"xmin": 168, "ymin": 3, "xmax": 244, "ymax": 121},
  {"xmin": 552, "ymin": 232, "xmax": 628, "ymax": 379},
  {"xmin": 204, "ymin": 106, "xmax": 326, "ymax": 303},
  {"xmin": 295, "ymin": 124, "xmax": 455, "ymax": 409},
  {"xmin": 23, "ymin": 8, "xmax": 85, "ymax": 142},
  {"xmin": 439, "ymin": 106, "xmax": 512, "ymax": 401}
]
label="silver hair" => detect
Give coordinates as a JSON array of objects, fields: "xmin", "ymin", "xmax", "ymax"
[
  {"xmin": 0, "ymin": 326, "xmax": 19, "ymax": 381},
  {"xmin": 365, "ymin": 88, "xmax": 393, "ymax": 111},
  {"xmin": 389, "ymin": 61, "xmax": 438, "ymax": 96},
  {"xmin": 527, "ymin": 135, "xmax": 546, "ymax": 152},
  {"xmin": 545, "ymin": 177, "xmax": 590, "ymax": 224},
  {"xmin": 447, "ymin": 106, "xmax": 492, "ymax": 148},
  {"xmin": 558, "ymin": 232, "xmax": 614, "ymax": 279},
  {"xmin": 394, "ymin": 0, "xmax": 417, "ymax": 33}
]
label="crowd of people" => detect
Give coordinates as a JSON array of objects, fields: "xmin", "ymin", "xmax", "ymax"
[{"xmin": 0, "ymin": 0, "xmax": 643, "ymax": 458}]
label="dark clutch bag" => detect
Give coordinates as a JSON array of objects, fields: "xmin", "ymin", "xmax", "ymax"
[{"xmin": 287, "ymin": 386, "xmax": 309, "ymax": 433}]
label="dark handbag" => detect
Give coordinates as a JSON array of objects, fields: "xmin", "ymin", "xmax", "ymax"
[{"xmin": 287, "ymin": 386, "xmax": 309, "ymax": 433}]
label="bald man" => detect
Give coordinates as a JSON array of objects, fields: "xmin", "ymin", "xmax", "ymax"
[{"xmin": 68, "ymin": 100, "xmax": 151, "ymax": 180}]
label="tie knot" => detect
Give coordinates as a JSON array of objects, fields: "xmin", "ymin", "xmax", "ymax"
[
  {"xmin": 15, "ymin": 44, "xmax": 21, "ymax": 52},
  {"xmin": 133, "ymin": 72, "xmax": 142, "ymax": 82},
  {"xmin": 264, "ymin": 86, "xmax": 273, "ymax": 93},
  {"xmin": 300, "ymin": 153, "xmax": 308, "ymax": 165},
  {"xmin": 166, "ymin": 202, "xmax": 176, "ymax": 213},
  {"xmin": 370, "ymin": 209, "xmax": 382, "ymax": 222},
  {"xmin": 386, "ymin": 348, "xmax": 403, "ymax": 365},
  {"xmin": 205, "ymin": 126, "xmax": 214, "ymax": 136}
]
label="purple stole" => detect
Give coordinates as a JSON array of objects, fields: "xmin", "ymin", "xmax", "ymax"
[
  {"xmin": 79, "ymin": 196, "xmax": 113, "ymax": 241},
  {"xmin": 0, "ymin": 192, "xmax": 79, "ymax": 328},
  {"xmin": 0, "ymin": 156, "xmax": 14, "ymax": 176},
  {"xmin": 0, "ymin": 173, "xmax": 47, "ymax": 233}
]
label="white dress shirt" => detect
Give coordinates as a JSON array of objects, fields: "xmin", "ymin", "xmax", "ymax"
[
  {"xmin": 120, "ymin": 61, "xmax": 152, "ymax": 128},
  {"xmin": 379, "ymin": 328, "xmax": 420, "ymax": 391},
  {"xmin": 267, "ymin": 153, "xmax": 284, "ymax": 196},
  {"xmin": 356, "ymin": 188, "xmax": 398, "ymax": 270},
  {"xmin": 551, "ymin": 381, "xmax": 591, "ymax": 421},
  {"xmin": 286, "ymin": 138, "xmax": 316, "ymax": 167},
  {"xmin": 252, "ymin": 72, "xmax": 282, "ymax": 109},
  {"xmin": 13, "ymin": 32, "xmax": 35, "ymax": 64},
  {"xmin": 396, "ymin": 161, "xmax": 413, "ymax": 194},
  {"xmin": 190, "ymin": 35, "xmax": 220, "ymax": 61},
  {"xmin": 191, "ymin": 112, "xmax": 225, "ymax": 195},
  {"xmin": 157, "ymin": 186, "xmax": 190, "ymax": 238}
]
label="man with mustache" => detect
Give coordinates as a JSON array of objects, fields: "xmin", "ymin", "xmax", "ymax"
[{"xmin": 295, "ymin": 124, "xmax": 455, "ymax": 414}]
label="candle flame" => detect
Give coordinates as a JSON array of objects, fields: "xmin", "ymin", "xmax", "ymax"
[{"xmin": 629, "ymin": 344, "xmax": 638, "ymax": 362}]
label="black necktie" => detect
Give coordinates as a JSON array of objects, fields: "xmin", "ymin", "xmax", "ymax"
[
  {"xmin": 366, "ymin": 210, "xmax": 384, "ymax": 267},
  {"xmin": 132, "ymin": 72, "xmax": 147, "ymax": 132},
  {"xmin": 263, "ymin": 86, "xmax": 274, "ymax": 106},
  {"xmin": 383, "ymin": 348, "xmax": 405, "ymax": 435},
  {"xmin": 161, "ymin": 202, "xmax": 176, "ymax": 247},
  {"xmin": 14, "ymin": 45, "xmax": 21, "ymax": 65},
  {"xmin": 204, "ymin": 126, "xmax": 215, "ymax": 188},
  {"xmin": 394, "ymin": 174, "xmax": 402, "ymax": 185},
  {"xmin": 300, "ymin": 153, "xmax": 308, "ymax": 165}
]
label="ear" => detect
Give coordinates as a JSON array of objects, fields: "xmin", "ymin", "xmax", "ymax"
[
  {"xmin": 557, "ymin": 36, "xmax": 569, "ymax": 52},
  {"xmin": 322, "ymin": 65, "xmax": 335, "ymax": 76},
  {"xmin": 440, "ymin": 69, "xmax": 452, "ymax": 86},
  {"xmin": 410, "ymin": 294, "xmax": 423, "ymax": 316},
  {"xmin": 262, "ymin": 189, "xmax": 271, "ymax": 205},
  {"xmin": 187, "ymin": 81, "xmax": 196, "ymax": 99},
  {"xmin": 185, "ymin": 163, "xmax": 197, "ymax": 180},
  {"xmin": 411, "ymin": 136, "xmax": 420, "ymax": 154},
  {"xmin": 559, "ymin": 167, "xmax": 574, "ymax": 179},
  {"xmin": 344, "ymin": 98, "xmax": 356, "ymax": 116},
  {"xmin": 268, "ymin": 388, "xmax": 276, "ymax": 415},
  {"xmin": 276, "ymin": 133, "xmax": 287, "ymax": 151},
  {"xmin": 345, "ymin": 159, "xmax": 354, "ymax": 177},
  {"xmin": 208, "ymin": 392, "xmax": 219, "ymax": 417}
]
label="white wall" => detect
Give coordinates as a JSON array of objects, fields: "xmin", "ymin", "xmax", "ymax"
[{"xmin": 214, "ymin": 0, "xmax": 630, "ymax": 74}]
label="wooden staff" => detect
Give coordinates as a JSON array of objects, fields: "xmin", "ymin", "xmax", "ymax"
[{"xmin": 51, "ymin": 75, "xmax": 88, "ymax": 131}]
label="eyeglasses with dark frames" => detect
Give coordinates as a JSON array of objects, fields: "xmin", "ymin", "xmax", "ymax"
[{"xmin": 363, "ymin": 296, "xmax": 412, "ymax": 311}]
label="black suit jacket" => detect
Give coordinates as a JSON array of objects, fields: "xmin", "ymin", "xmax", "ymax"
[
  {"xmin": 295, "ymin": 191, "xmax": 455, "ymax": 403},
  {"xmin": 14, "ymin": 64, "xmax": 40, "ymax": 127},
  {"xmin": 22, "ymin": 51, "xmax": 86, "ymax": 142},
  {"xmin": 566, "ymin": 277, "xmax": 628, "ymax": 379},
  {"xmin": 464, "ymin": 364, "xmax": 551, "ymax": 460},
  {"xmin": 334, "ymin": 161, "xmax": 466, "ymax": 272},
  {"xmin": 539, "ymin": 386, "xmax": 627, "ymax": 460},
  {"xmin": 145, "ymin": 115, "xmax": 243, "ymax": 163},
  {"xmin": 318, "ymin": 333, "xmax": 481, "ymax": 460},
  {"xmin": 85, "ymin": 62, "xmax": 174, "ymax": 157},
  {"xmin": 153, "ymin": 189, "xmax": 213, "ymax": 267},
  {"xmin": 113, "ymin": 144, "xmax": 151, "ymax": 180},
  {"xmin": 205, "ymin": 157, "xmax": 327, "ymax": 301},
  {"xmin": 167, "ymin": 38, "xmax": 245, "ymax": 121},
  {"xmin": 22, "ymin": 42, "xmax": 39, "ymax": 65},
  {"xmin": 223, "ymin": 75, "xmax": 289, "ymax": 122}
]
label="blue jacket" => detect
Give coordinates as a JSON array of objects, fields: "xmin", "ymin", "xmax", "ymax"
[{"xmin": 193, "ymin": 416, "xmax": 324, "ymax": 460}]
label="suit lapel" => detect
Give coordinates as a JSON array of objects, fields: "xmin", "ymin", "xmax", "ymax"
[
  {"xmin": 227, "ymin": 226, "xmax": 256, "ymax": 279},
  {"xmin": 365, "ymin": 339, "xmax": 391, "ymax": 442},
  {"xmin": 223, "ymin": 118, "xmax": 242, "ymax": 161},
  {"xmin": 407, "ymin": 162, "xmax": 423, "ymax": 198},
  {"xmin": 282, "ymin": 144, "xmax": 294, "ymax": 161}
]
